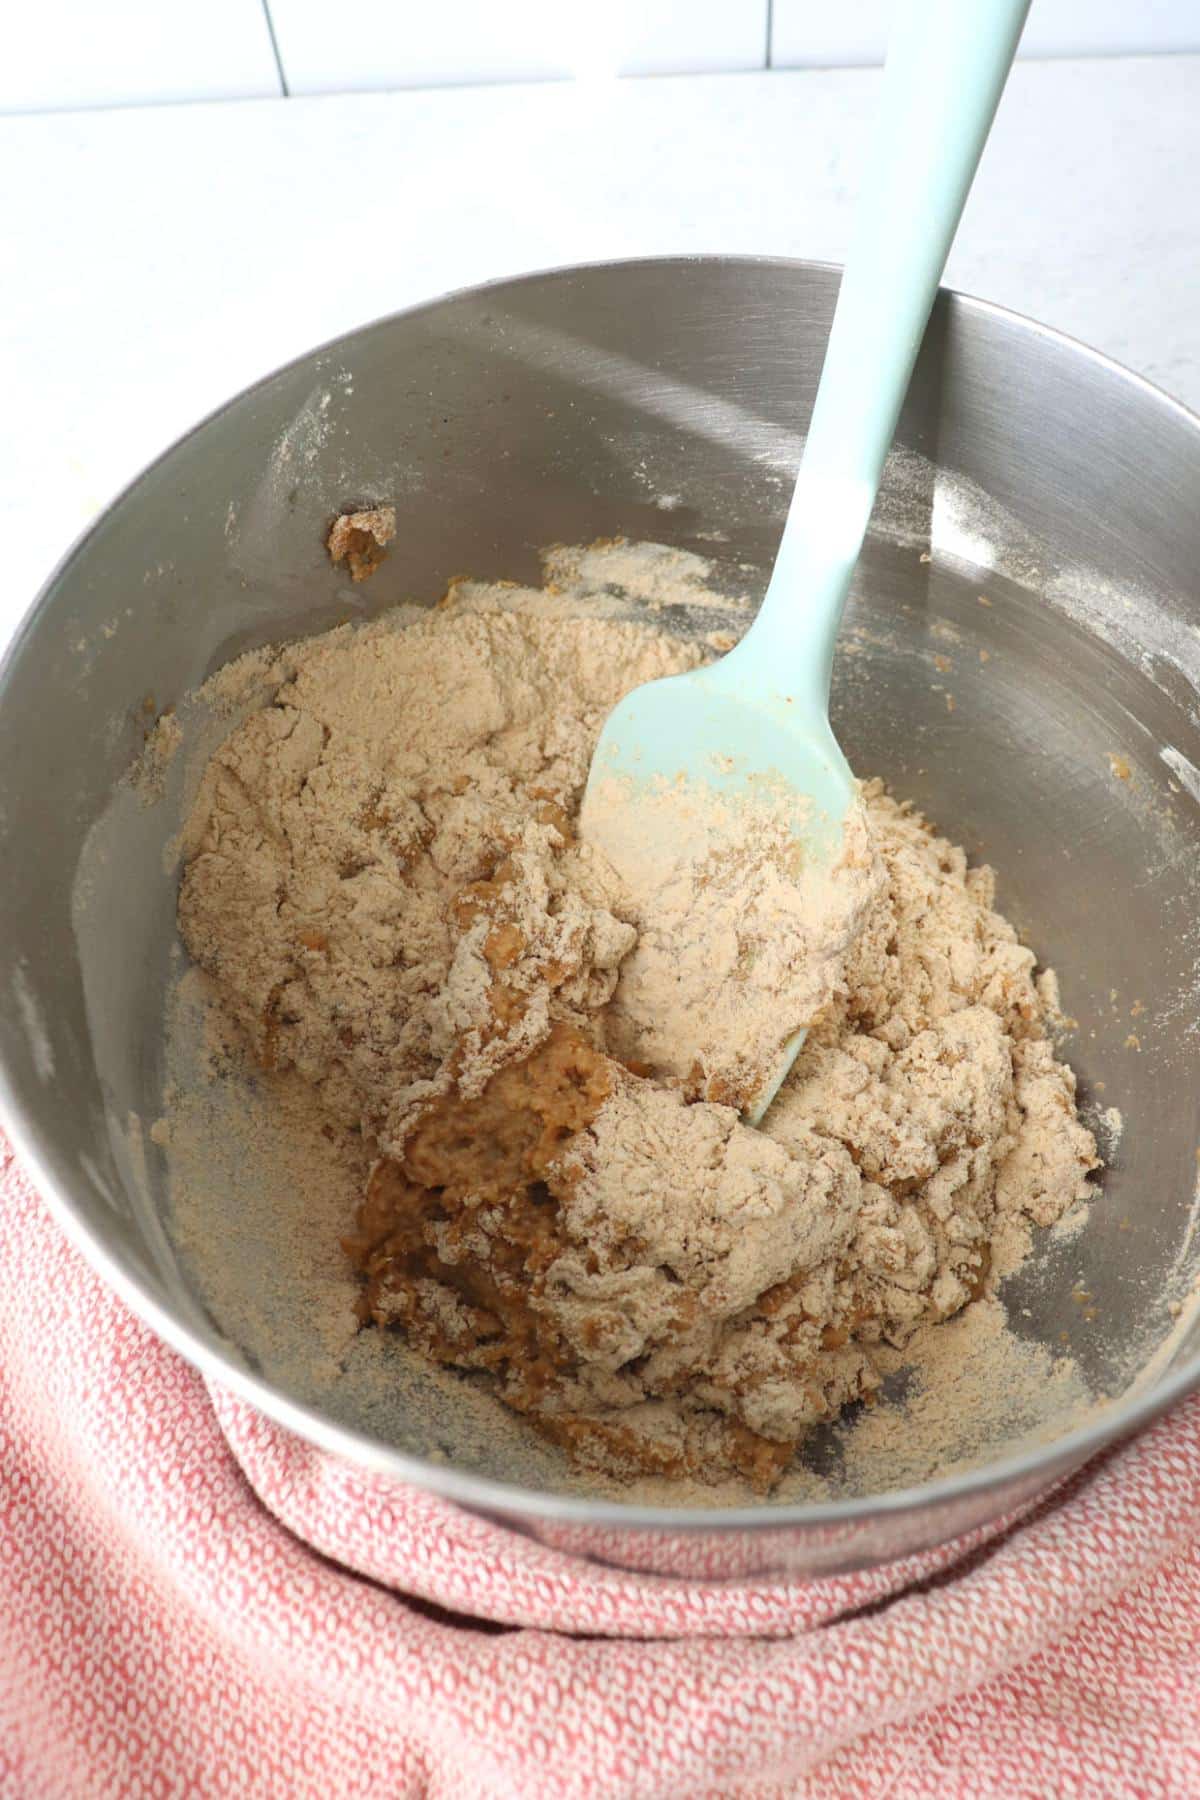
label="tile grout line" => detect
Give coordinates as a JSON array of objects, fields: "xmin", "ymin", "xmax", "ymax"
[
  {"xmin": 765, "ymin": 0, "xmax": 774, "ymax": 70},
  {"xmin": 260, "ymin": 0, "xmax": 290, "ymax": 97}
]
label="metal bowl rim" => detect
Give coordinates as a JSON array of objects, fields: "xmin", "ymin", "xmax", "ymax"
[{"xmin": 3, "ymin": 252, "xmax": 1198, "ymax": 1534}]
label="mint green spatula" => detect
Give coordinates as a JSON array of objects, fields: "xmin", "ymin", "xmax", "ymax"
[{"xmin": 583, "ymin": 0, "xmax": 1031, "ymax": 1122}]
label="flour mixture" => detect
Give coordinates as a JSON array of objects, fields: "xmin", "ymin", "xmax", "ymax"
[{"xmin": 175, "ymin": 544, "xmax": 1099, "ymax": 1489}]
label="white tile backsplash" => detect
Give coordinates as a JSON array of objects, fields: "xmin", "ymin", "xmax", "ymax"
[
  {"xmin": 771, "ymin": 0, "xmax": 1200, "ymax": 69},
  {"xmin": 5, "ymin": 0, "xmax": 1198, "ymax": 116},
  {"xmin": 1, "ymin": 0, "xmax": 282, "ymax": 115},
  {"xmin": 265, "ymin": 0, "xmax": 766, "ymax": 94}
]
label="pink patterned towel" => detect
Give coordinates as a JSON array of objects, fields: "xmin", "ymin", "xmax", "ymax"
[{"xmin": 2, "ymin": 1134, "xmax": 1198, "ymax": 1798}]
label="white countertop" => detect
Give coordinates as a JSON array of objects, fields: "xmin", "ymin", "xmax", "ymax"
[{"xmin": 3, "ymin": 55, "xmax": 1198, "ymax": 636}]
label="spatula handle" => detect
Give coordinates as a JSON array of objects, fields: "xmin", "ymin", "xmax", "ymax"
[{"xmin": 750, "ymin": 0, "xmax": 1031, "ymax": 701}]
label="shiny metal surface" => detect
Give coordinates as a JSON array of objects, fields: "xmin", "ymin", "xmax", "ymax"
[{"xmin": 2, "ymin": 257, "xmax": 1199, "ymax": 1580}]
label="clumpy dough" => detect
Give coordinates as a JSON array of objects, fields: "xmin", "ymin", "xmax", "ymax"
[
  {"xmin": 177, "ymin": 557, "xmax": 1099, "ymax": 1489},
  {"xmin": 326, "ymin": 505, "xmax": 396, "ymax": 582}
]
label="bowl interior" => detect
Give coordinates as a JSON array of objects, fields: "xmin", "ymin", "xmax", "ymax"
[{"xmin": 3, "ymin": 259, "xmax": 1200, "ymax": 1522}]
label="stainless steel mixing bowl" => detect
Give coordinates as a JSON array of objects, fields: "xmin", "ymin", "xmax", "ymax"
[{"xmin": 3, "ymin": 257, "xmax": 1200, "ymax": 1580}]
